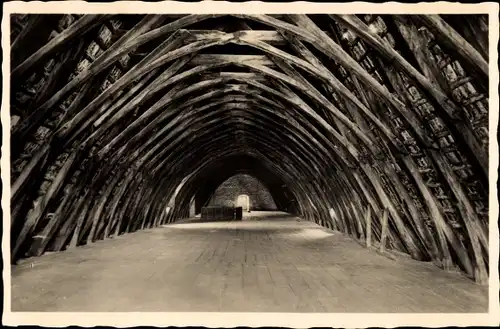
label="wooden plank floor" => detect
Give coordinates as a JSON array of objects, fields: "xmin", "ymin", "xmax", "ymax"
[{"xmin": 11, "ymin": 212, "xmax": 488, "ymax": 312}]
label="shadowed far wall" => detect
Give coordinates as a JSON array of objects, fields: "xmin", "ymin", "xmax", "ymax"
[{"xmin": 207, "ymin": 174, "xmax": 277, "ymax": 210}]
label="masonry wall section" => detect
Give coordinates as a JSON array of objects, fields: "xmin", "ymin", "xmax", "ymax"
[{"xmin": 208, "ymin": 174, "xmax": 277, "ymax": 211}]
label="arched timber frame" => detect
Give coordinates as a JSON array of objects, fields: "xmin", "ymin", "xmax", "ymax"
[{"xmin": 9, "ymin": 14, "xmax": 490, "ymax": 284}]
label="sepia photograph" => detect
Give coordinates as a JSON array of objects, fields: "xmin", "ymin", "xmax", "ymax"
[{"xmin": 1, "ymin": 1, "xmax": 499, "ymax": 327}]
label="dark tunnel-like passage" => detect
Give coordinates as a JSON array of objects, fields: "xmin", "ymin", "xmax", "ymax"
[
  {"xmin": 8, "ymin": 13, "xmax": 492, "ymax": 288},
  {"xmin": 193, "ymin": 155, "xmax": 292, "ymax": 213}
]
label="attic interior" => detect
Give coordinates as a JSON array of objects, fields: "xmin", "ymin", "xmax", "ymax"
[{"xmin": 9, "ymin": 12, "xmax": 490, "ymax": 293}]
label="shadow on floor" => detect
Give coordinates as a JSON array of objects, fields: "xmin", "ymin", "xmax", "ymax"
[
  {"xmin": 172, "ymin": 211, "xmax": 298, "ymax": 224},
  {"xmin": 244, "ymin": 212, "xmax": 298, "ymax": 220}
]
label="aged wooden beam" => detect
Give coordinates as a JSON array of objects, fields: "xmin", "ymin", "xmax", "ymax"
[
  {"xmin": 93, "ymin": 69, "xmax": 161, "ymax": 127},
  {"xmin": 361, "ymin": 164, "xmax": 425, "ymax": 260},
  {"xmin": 31, "ymin": 37, "xmax": 89, "ymax": 111},
  {"xmin": 86, "ymin": 175, "xmax": 121, "ymax": 244},
  {"xmin": 124, "ymin": 177, "xmax": 148, "ymax": 232},
  {"xmin": 365, "ymin": 205, "xmax": 373, "ymax": 247},
  {"xmin": 338, "ymin": 170, "xmax": 371, "ymax": 234},
  {"xmin": 113, "ymin": 176, "xmax": 143, "ymax": 237},
  {"xmin": 103, "ymin": 172, "xmax": 136, "ymax": 239},
  {"xmin": 12, "ymin": 15, "xmax": 166, "ymax": 142},
  {"xmin": 132, "ymin": 186, "xmax": 156, "ymax": 231},
  {"xmin": 96, "ymin": 79, "xmax": 224, "ymax": 159},
  {"xmin": 329, "ymin": 203, "xmax": 343, "ymax": 231},
  {"xmin": 275, "ymin": 31, "xmax": 405, "ymax": 153},
  {"xmin": 338, "ymin": 197, "xmax": 354, "ymax": 235},
  {"xmin": 331, "ymin": 14, "xmax": 477, "ymax": 107},
  {"xmin": 245, "ymin": 72, "xmax": 362, "ymax": 162},
  {"xmin": 95, "ymin": 68, "xmax": 356, "ymax": 167},
  {"xmin": 190, "ymin": 54, "xmax": 275, "ymax": 67},
  {"xmin": 148, "ymin": 123, "xmax": 323, "ymax": 196},
  {"xmin": 50, "ymin": 160, "xmax": 101, "ymax": 251},
  {"xmin": 429, "ymin": 150, "xmax": 488, "ymax": 284},
  {"xmin": 86, "ymin": 51, "xmax": 358, "ymax": 169},
  {"xmin": 350, "ymin": 196, "xmax": 365, "ymax": 240},
  {"xmin": 186, "ymin": 30, "xmax": 287, "ymax": 45},
  {"xmin": 12, "ymin": 76, "xmax": 96, "ymax": 202},
  {"xmin": 58, "ymin": 79, "xmax": 98, "ymax": 126},
  {"xmin": 381, "ymin": 161, "xmax": 433, "ymax": 258},
  {"xmin": 203, "ymin": 71, "xmax": 268, "ymax": 81},
  {"xmin": 67, "ymin": 188, "xmax": 93, "ymax": 248},
  {"xmin": 50, "ymin": 182, "xmax": 91, "ymax": 252},
  {"xmin": 79, "ymin": 57, "xmax": 192, "ymax": 150},
  {"xmin": 27, "ymin": 182, "xmax": 77, "ymax": 257},
  {"xmin": 12, "ymin": 14, "xmax": 111, "ymax": 81},
  {"xmin": 11, "ymin": 144, "xmax": 51, "ymax": 202},
  {"xmin": 267, "ymin": 55, "xmax": 379, "ymax": 156},
  {"xmin": 125, "ymin": 183, "xmax": 150, "ymax": 232},
  {"xmin": 379, "ymin": 208, "xmax": 389, "ymax": 253},
  {"xmin": 58, "ymin": 30, "xmax": 189, "ymax": 142},
  {"xmin": 392, "ymin": 15, "xmax": 452, "ymax": 95},
  {"xmin": 338, "ymin": 67, "xmax": 438, "ymax": 258},
  {"xmin": 375, "ymin": 50, "xmax": 481, "ymax": 271},
  {"xmin": 82, "ymin": 43, "xmax": 258, "ymax": 154},
  {"xmin": 73, "ymin": 167, "xmax": 115, "ymax": 245},
  {"xmin": 288, "ymin": 14, "xmax": 436, "ymax": 149},
  {"xmin": 234, "ymin": 14, "xmax": 432, "ymax": 150},
  {"xmin": 12, "ymin": 151, "xmax": 77, "ymax": 257},
  {"xmin": 416, "ymin": 14, "xmax": 488, "ymax": 76},
  {"xmin": 11, "ymin": 14, "xmax": 61, "ymax": 68},
  {"xmin": 124, "ymin": 91, "xmax": 350, "ymax": 180},
  {"xmin": 49, "ymin": 198, "xmax": 83, "ymax": 251},
  {"xmin": 449, "ymin": 15, "xmax": 488, "ymax": 61},
  {"xmin": 362, "ymin": 59, "xmax": 466, "ymax": 268},
  {"xmin": 232, "ymin": 14, "xmax": 318, "ymax": 41},
  {"xmin": 401, "ymin": 156, "xmax": 471, "ymax": 274},
  {"xmin": 331, "ymin": 14, "xmax": 488, "ymax": 176}
]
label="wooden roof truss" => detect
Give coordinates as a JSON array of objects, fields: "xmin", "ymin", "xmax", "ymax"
[{"xmin": 8, "ymin": 14, "xmax": 490, "ymax": 284}]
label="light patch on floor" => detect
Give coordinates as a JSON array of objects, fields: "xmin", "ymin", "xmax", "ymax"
[{"xmin": 283, "ymin": 228, "xmax": 336, "ymax": 240}]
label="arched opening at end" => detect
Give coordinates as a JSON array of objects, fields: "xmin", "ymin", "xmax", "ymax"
[
  {"xmin": 207, "ymin": 173, "xmax": 278, "ymax": 211},
  {"xmin": 236, "ymin": 194, "xmax": 250, "ymax": 212}
]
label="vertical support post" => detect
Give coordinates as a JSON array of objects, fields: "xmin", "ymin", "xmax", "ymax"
[
  {"xmin": 353, "ymin": 203, "xmax": 365, "ymax": 241},
  {"xmin": 380, "ymin": 208, "xmax": 389, "ymax": 252},
  {"xmin": 365, "ymin": 205, "xmax": 372, "ymax": 248},
  {"xmin": 328, "ymin": 207, "xmax": 338, "ymax": 231}
]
